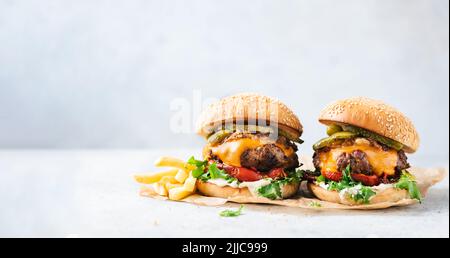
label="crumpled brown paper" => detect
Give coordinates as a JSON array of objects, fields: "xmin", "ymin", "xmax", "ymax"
[{"xmin": 139, "ymin": 156, "xmax": 447, "ymax": 210}]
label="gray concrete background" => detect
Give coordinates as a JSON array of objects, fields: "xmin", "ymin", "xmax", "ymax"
[
  {"xmin": 0, "ymin": 0, "xmax": 448, "ymax": 161},
  {"xmin": 0, "ymin": 150, "xmax": 448, "ymax": 237}
]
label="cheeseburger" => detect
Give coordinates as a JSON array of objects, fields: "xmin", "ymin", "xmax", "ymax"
[
  {"xmin": 192, "ymin": 93, "xmax": 303, "ymax": 200},
  {"xmin": 305, "ymin": 97, "xmax": 422, "ymax": 205}
]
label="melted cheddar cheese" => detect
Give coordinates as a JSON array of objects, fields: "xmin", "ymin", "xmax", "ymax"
[
  {"xmin": 319, "ymin": 144, "xmax": 398, "ymax": 176},
  {"xmin": 209, "ymin": 138, "xmax": 294, "ymax": 167}
]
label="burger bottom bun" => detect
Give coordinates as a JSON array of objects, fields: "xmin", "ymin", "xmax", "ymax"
[
  {"xmin": 197, "ymin": 180, "xmax": 300, "ymax": 199},
  {"xmin": 308, "ymin": 183, "xmax": 410, "ymax": 205}
]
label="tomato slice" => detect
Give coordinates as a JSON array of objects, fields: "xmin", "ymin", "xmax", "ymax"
[
  {"xmin": 224, "ymin": 166, "xmax": 262, "ymax": 182},
  {"xmin": 322, "ymin": 171, "xmax": 343, "ymax": 182},
  {"xmin": 267, "ymin": 168, "xmax": 286, "ymax": 179},
  {"xmin": 351, "ymin": 173, "xmax": 380, "ymax": 186},
  {"xmin": 223, "ymin": 166, "xmax": 287, "ymax": 182},
  {"xmin": 321, "ymin": 169, "xmax": 380, "ymax": 186}
]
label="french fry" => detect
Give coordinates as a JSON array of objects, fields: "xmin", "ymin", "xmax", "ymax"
[
  {"xmin": 134, "ymin": 169, "xmax": 178, "ymax": 184},
  {"xmin": 165, "ymin": 182, "xmax": 183, "ymax": 190},
  {"xmin": 175, "ymin": 169, "xmax": 189, "ymax": 183},
  {"xmin": 159, "ymin": 176, "xmax": 178, "ymax": 185},
  {"xmin": 135, "ymin": 156, "xmax": 199, "ymax": 200},
  {"xmin": 168, "ymin": 186, "xmax": 192, "ymax": 201},
  {"xmin": 183, "ymin": 173, "xmax": 197, "ymax": 192},
  {"xmin": 159, "ymin": 176, "xmax": 179, "ymax": 192},
  {"xmin": 154, "ymin": 157, "xmax": 195, "ymax": 171},
  {"xmin": 152, "ymin": 182, "xmax": 168, "ymax": 196}
]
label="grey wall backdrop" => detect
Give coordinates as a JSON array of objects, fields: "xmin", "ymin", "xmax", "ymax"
[{"xmin": 0, "ymin": 0, "xmax": 448, "ymax": 161}]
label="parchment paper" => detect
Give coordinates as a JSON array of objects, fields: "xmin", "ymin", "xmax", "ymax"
[{"xmin": 139, "ymin": 156, "xmax": 447, "ymax": 210}]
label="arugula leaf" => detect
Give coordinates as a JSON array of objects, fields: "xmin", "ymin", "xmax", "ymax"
[
  {"xmin": 208, "ymin": 163, "xmax": 237, "ymax": 183},
  {"xmin": 188, "ymin": 156, "xmax": 237, "ymax": 183},
  {"xmin": 317, "ymin": 166, "xmax": 422, "ymax": 204},
  {"xmin": 342, "ymin": 165, "xmax": 352, "ymax": 182},
  {"xmin": 352, "ymin": 185, "xmax": 376, "ymax": 204},
  {"xmin": 189, "ymin": 157, "xmax": 304, "ymax": 200},
  {"xmin": 188, "ymin": 156, "xmax": 208, "ymax": 178},
  {"xmin": 187, "ymin": 156, "xmax": 207, "ymax": 167},
  {"xmin": 320, "ymin": 165, "xmax": 376, "ymax": 204},
  {"xmin": 309, "ymin": 201, "xmax": 322, "ymax": 208},
  {"xmin": 257, "ymin": 169, "xmax": 303, "ymax": 200},
  {"xmin": 280, "ymin": 168, "xmax": 303, "ymax": 184},
  {"xmin": 258, "ymin": 181, "xmax": 283, "ymax": 200},
  {"xmin": 208, "ymin": 163, "xmax": 221, "ymax": 179},
  {"xmin": 327, "ymin": 165, "xmax": 353, "ymax": 192},
  {"xmin": 192, "ymin": 167, "xmax": 205, "ymax": 178},
  {"xmin": 220, "ymin": 205, "xmax": 244, "ymax": 217},
  {"xmin": 316, "ymin": 175, "xmax": 326, "ymax": 183},
  {"xmin": 395, "ymin": 170, "xmax": 422, "ymax": 202}
]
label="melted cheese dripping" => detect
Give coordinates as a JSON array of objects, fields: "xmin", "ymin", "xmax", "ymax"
[
  {"xmin": 210, "ymin": 138, "xmax": 294, "ymax": 167},
  {"xmin": 319, "ymin": 144, "xmax": 398, "ymax": 176}
]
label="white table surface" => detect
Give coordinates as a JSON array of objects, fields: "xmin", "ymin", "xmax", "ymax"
[{"xmin": 0, "ymin": 149, "xmax": 448, "ymax": 238}]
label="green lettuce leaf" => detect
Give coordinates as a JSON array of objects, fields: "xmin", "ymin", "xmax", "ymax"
[
  {"xmin": 257, "ymin": 169, "xmax": 303, "ymax": 200},
  {"xmin": 395, "ymin": 170, "xmax": 422, "ymax": 202},
  {"xmin": 188, "ymin": 156, "xmax": 237, "ymax": 183},
  {"xmin": 257, "ymin": 182, "xmax": 283, "ymax": 200},
  {"xmin": 320, "ymin": 165, "xmax": 376, "ymax": 204},
  {"xmin": 220, "ymin": 205, "xmax": 244, "ymax": 217}
]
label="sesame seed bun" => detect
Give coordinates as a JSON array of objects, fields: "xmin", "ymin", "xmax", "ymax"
[
  {"xmin": 196, "ymin": 93, "xmax": 302, "ymax": 139},
  {"xmin": 308, "ymin": 183, "xmax": 412, "ymax": 205},
  {"xmin": 197, "ymin": 180, "xmax": 299, "ymax": 199},
  {"xmin": 319, "ymin": 97, "xmax": 420, "ymax": 153}
]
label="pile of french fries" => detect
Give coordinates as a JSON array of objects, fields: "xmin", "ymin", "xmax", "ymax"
[{"xmin": 134, "ymin": 157, "xmax": 198, "ymax": 201}]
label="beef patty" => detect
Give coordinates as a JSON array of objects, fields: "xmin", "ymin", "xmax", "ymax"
[
  {"xmin": 241, "ymin": 144, "xmax": 299, "ymax": 172},
  {"xmin": 313, "ymin": 138, "xmax": 410, "ymax": 176},
  {"xmin": 208, "ymin": 132, "xmax": 299, "ymax": 172}
]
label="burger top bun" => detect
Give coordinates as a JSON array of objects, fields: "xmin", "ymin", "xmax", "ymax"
[
  {"xmin": 319, "ymin": 97, "xmax": 420, "ymax": 153},
  {"xmin": 196, "ymin": 93, "xmax": 302, "ymax": 139}
]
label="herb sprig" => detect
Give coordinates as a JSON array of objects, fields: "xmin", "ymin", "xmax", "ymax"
[
  {"xmin": 395, "ymin": 170, "xmax": 422, "ymax": 202},
  {"xmin": 257, "ymin": 169, "xmax": 303, "ymax": 200},
  {"xmin": 188, "ymin": 157, "xmax": 237, "ymax": 183},
  {"xmin": 318, "ymin": 165, "xmax": 376, "ymax": 204},
  {"xmin": 219, "ymin": 205, "xmax": 244, "ymax": 217}
]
